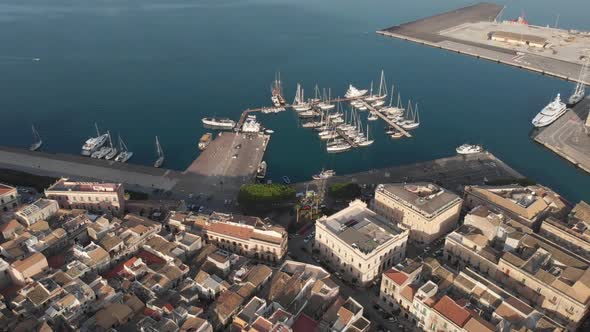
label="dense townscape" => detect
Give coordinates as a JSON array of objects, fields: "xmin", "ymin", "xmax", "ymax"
[{"xmin": 0, "ymin": 172, "xmax": 588, "ymax": 332}]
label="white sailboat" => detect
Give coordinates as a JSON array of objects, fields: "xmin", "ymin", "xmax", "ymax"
[
  {"xmin": 293, "ymin": 83, "xmax": 311, "ymax": 111},
  {"xmin": 154, "ymin": 136, "xmax": 165, "ymax": 168},
  {"xmin": 365, "ymin": 70, "xmax": 388, "ymax": 101},
  {"xmin": 569, "ymin": 60, "xmax": 588, "ymax": 105},
  {"xmin": 82, "ymin": 123, "xmax": 109, "ymax": 156},
  {"xmin": 358, "ymin": 124, "xmax": 374, "ymax": 147},
  {"xmin": 29, "ymin": 125, "xmax": 42, "ymax": 151},
  {"xmin": 401, "ymin": 102, "xmax": 420, "ymax": 130},
  {"xmin": 367, "ymin": 111, "xmax": 378, "ymax": 121},
  {"xmin": 104, "ymin": 131, "xmax": 118, "ymax": 160},
  {"xmin": 114, "ymin": 135, "xmax": 133, "ymax": 162}
]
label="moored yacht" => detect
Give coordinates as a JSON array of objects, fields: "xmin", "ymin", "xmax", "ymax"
[
  {"xmin": 312, "ymin": 169, "xmax": 336, "ymax": 180},
  {"xmin": 114, "ymin": 135, "xmax": 133, "ymax": 163},
  {"xmin": 345, "ymin": 85, "xmax": 368, "ymax": 99},
  {"xmin": 82, "ymin": 123, "xmax": 109, "ymax": 156},
  {"xmin": 532, "ymin": 93, "xmax": 567, "ymax": 128},
  {"xmin": 456, "ymin": 144, "xmax": 483, "ymax": 155},
  {"xmin": 202, "ymin": 118, "xmax": 236, "ymax": 130}
]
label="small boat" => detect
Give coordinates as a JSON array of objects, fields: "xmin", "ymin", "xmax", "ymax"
[
  {"xmin": 371, "ymin": 100, "xmax": 385, "ymax": 107},
  {"xmin": 357, "ymin": 124, "xmax": 374, "ymax": 147},
  {"xmin": 298, "ymin": 110, "xmax": 317, "ymax": 118},
  {"xmin": 114, "ymin": 135, "xmax": 133, "ymax": 163},
  {"xmin": 327, "ymin": 143, "xmax": 351, "ymax": 153},
  {"xmin": 282, "ymin": 176, "xmax": 291, "ymax": 184},
  {"xmin": 265, "ymin": 129, "xmax": 274, "ymax": 134},
  {"xmin": 312, "ymin": 169, "xmax": 336, "ymax": 180},
  {"xmin": 104, "ymin": 131, "xmax": 118, "ymax": 160},
  {"xmin": 293, "ymin": 84, "xmax": 311, "ymax": 111},
  {"xmin": 357, "ymin": 105, "xmax": 368, "ymax": 111},
  {"xmin": 91, "ymin": 147, "xmax": 110, "ymax": 159},
  {"xmin": 365, "ymin": 70, "xmax": 388, "ymax": 102},
  {"xmin": 257, "ymin": 161, "xmax": 267, "ymax": 179},
  {"xmin": 367, "ymin": 111, "xmax": 378, "ymax": 121},
  {"xmin": 198, "ymin": 133, "xmax": 212, "ymax": 150},
  {"xmin": 390, "ymin": 132, "xmax": 403, "ymax": 139},
  {"xmin": 29, "ymin": 125, "xmax": 42, "ymax": 151},
  {"xmin": 154, "ymin": 136, "xmax": 165, "ymax": 168},
  {"xmin": 532, "ymin": 93, "xmax": 567, "ymax": 128},
  {"xmin": 456, "ymin": 144, "xmax": 483, "ymax": 155},
  {"xmin": 400, "ymin": 102, "xmax": 420, "ymax": 130}
]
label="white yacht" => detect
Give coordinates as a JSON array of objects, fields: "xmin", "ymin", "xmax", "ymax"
[
  {"xmin": 456, "ymin": 144, "xmax": 483, "ymax": 155},
  {"xmin": 293, "ymin": 83, "xmax": 311, "ymax": 111},
  {"xmin": 202, "ymin": 118, "xmax": 236, "ymax": 130},
  {"xmin": 242, "ymin": 115, "xmax": 261, "ymax": 133},
  {"xmin": 345, "ymin": 85, "xmax": 368, "ymax": 99},
  {"xmin": 312, "ymin": 169, "xmax": 336, "ymax": 180},
  {"xmin": 91, "ymin": 146, "xmax": 110, "ymax": 159},
  {"xmin": 532, "ymin": 93, "xmax": 567, "ymax": 128},
  {"xmin": 327, "ymin": 143, "xmax": 351, "ymax": 153},
  {"xmin": 365, "ymin": 70, "xmax": 388, "ymax": 101},
  {"xmin": 82, "ymin": 123, "xmax": 109, "ymax": 156}
]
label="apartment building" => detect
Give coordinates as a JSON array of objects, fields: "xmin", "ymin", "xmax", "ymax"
[
  {"xmin": 315, "ymin": 200, "xmax": 409, "ymax": 285},
  {"xmin": 45, "ymin": 178, "xmax": 125, "ymax": 216},
  {"xmin": 539, "ymin": 201, "xmax": 590, "ymax": 261},
  {"xmin": 463, "ymin": 184, "xmax": 567, "ymax": 230},
  {"xmin": 373, "ymin": 183, "xmax": 462, "ymax": 245},
  {"xmin": 0, "ymin": 183, "xmax": 18, "ymax": 213},
  {"xmin": 202, "ymin": 213, "xmax": 287, "ymax": 263}
]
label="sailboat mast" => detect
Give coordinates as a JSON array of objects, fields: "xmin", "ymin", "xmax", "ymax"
[{"xmin": 94, "ymin": 123, "xmax": 100, "ymax": 137}]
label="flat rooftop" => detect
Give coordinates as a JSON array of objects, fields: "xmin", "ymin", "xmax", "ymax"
[
  {"xmin": 378, "ymin": 2, "xmax": 590, "ymax": 84},
  {"xmin": 319, "ymin": 200, "xmax": 405, "ymax": 254},
  {"xmin": 47, "ymin": 178, "xmax": 121, "ymax": 193},
  {"xmin": 378, "ymin": 182, "xmax": 462, "ymax": 218}
]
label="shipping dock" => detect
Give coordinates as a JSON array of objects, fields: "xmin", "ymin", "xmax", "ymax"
[
  {"xmin": 378, "ymin": 2, "xmax": 590, "ymax": 84},
  {"xmin": 532, "ymin": 97, "xmax": 590, "ymax": 174}
]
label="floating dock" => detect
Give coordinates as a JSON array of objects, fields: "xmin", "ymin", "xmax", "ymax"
[
  {"xmin": 532, "ymin": 97, "xmax": 590, "ymax": 173},
  {"xmin": 377, "ymin": 3, "xmax": 590, "ymax": 84},
  {"xmin": 358, "ymin": 100, "xmax": 412, "ymax": 138}
]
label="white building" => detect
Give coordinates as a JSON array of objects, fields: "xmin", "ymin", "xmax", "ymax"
[
  {"xmin": 315, "ymin": 200, "xmax": 409, "ymax": 285},
  {"xmin": 15, "ymin": 199, "xmax": 59, "ymax": 227},
  {"xmin": 0, "ymin": 183, "xmax": 18, "ymax": 213},
  {"xmin": 45, "ymin": 178, "xmax": 125, "ymax": 216}
]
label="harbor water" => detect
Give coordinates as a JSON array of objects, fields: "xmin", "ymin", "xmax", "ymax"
[{"xmin": 0, "ymin": 0, "xmax": 590, "ymax": 201}]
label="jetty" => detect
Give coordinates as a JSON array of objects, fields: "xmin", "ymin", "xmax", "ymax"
[{"xmin": 357, "ymin": 100, "xmax": 412, "ymax": 138}]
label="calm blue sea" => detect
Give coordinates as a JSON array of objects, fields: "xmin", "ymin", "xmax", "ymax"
[{"xmin": 0, "ymin": 0, "xmax": 589, "ymax": 201}]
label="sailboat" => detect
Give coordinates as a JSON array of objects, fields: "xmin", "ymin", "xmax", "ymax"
[
  {"xmin": 293, "ymin": 84, "xmax": 311, "ymax": 111},
  {"xmin": 271, "ymin": 72, "xmax": 286, "ymax": 106},
  {"xmin": 401, "ymin": 102, "xmax": 420, "ymax": 130},
  {"xmin": 569, "ymin": 60, "xmax": 588, "ymax": 105},
  {"xmin": 29, "ymin": 125, "xmax": 42, "ymax": 151},
  {"xmin": 358, "ymin": 124, "xmax": 374, "ymax": 147},
  {"xmin": 319, "ymin": 88, "xmax": 335, "ymax": 110},
  {"xmin": 114, "ymin": 135, "xmax": 133, "ymax": 162},
  {"xmin": 104, "ymin": 131, "xmax": 118, "ymax": 160},
  {"xmin": 367, "ymin": 111, "xmax": 378, "ymax": 121},
  {"xmin": 365, "ymin": 70, "xmax": 388, "ymax": 102},
  {"xmin": 154, "ymin": 136, "xmax": 165, "ymax": 168}
]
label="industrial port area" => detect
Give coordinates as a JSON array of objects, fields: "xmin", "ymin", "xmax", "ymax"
[{"xmin": 4, "ymin": 2, "xmax": 590, "ymax": 332}]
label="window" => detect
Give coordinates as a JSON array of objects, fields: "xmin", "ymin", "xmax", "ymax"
[{"xmin": 359, "ymin": 263, "xmax": 362, "ymax": 268}]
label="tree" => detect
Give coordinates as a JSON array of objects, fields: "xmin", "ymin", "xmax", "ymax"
[
  {"xmin": 328, "ymin": 182, "xmax": 361, "ymax": 200},
  {"xmin": 238, "ymin": 184, "xmax": 296, "ymax": 209}
]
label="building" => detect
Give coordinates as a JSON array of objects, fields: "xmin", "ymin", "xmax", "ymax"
[
  {"xmin": 463, "ymin": 185, "xmax": 567, "ymax": 230},
  {"xmin": 0, "ymin": 183, "xmax": 18, "ymax": 213},
  {"xmin": 489, "ymin": 31, "xmax": 547, "ymax": 48},
  {"xmin": 444, "ymin": 205, "xmax": 590, "ymax": 330},
  {"xmin": 15, "ymin": 199, "xmax": 59, "ymax": 227},
  {"xmin": 539, "ymin": 201, "xmax": 590, "ymax": 260},
  {"xmin": 9, "ymin": 252, "xmax": 49, "ymax": 285},
  {"xmin": 315, "ymin": 200, "xmax": 409, "ymax": 285},
  {"xmin": 203, "ymin": 213, "xmax": 287, "ymax": 263},
  {"xmin": 373, "ymin": 183, "xmax": 462, "ymax": 245},
  {"xmin": 45, "ymin": 178, "xmax": 125, "ymax": 216}
]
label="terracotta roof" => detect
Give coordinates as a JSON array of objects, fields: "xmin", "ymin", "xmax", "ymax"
[
  {"xmin": 433, "ymin": 296, "xmax": 471, "ymax": 327},
  {"xmin": 463, "ymin": 316, "xmax": 495, "ymax": 332},
  {"xmin": 12, "ymin": 252, "xmax": 47, "ymax": 273},
  {"xmin": 251, "ymin": 316, "xmax": 273, "ymax": 332},
  {"xmin": 206, "ymin": 222, "xmax": 254, "ymax": 240},
  {"xmin": 383, "ymin": 268, "xmax": 409, "ymax": 286},
  {"xmin": 245, "ymin": 265, "xmax": 273, "ymax": 287},
  {"xmin": 400, "ymin": 284, "xmax": 419, "ymax": 302},
  {"xmin": 0, "ymin": 219, "xmax": 23, "ymax": 233},
  {"xmin": 292, "ymin": 314, "xmax": 318, "ymax": 332},
  {"xmin": 0, "ymin": 184, "xmax": 15, "ymax": 196},
  {"xmin": 505, "ymin": 296, "xmax": 533, "ymax": 315}
]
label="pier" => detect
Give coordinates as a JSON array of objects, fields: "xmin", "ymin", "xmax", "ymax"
[
  {"xmin": 358, "ymin": 100, "xmax": 412, "ymax": 138},
  {"xmin": 532, "ymin": 98, "xmax": 590, "ymax": 174},
  {"xmin": 378, "ymin": 3, "xmax": 590, "ymax": 85}
]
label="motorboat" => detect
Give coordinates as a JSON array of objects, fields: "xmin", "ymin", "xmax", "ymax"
[
  {"xmin": 82, "ymin": 123, "xmax": 108, "ymax": 156},
  {"xmin": 312, "ymin": 169, "xmax": 336, "ymax": 180},
  {"xmin": 202, "ymin": 118, "xmax": 235, "ymax": 130},
  {"xmin": 345, "ymin": 85, "xmax": 368, "ymax": 98},
  {"xmin": 456, "ymin": 144, "xmax": 483, "ymax": 155}
]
